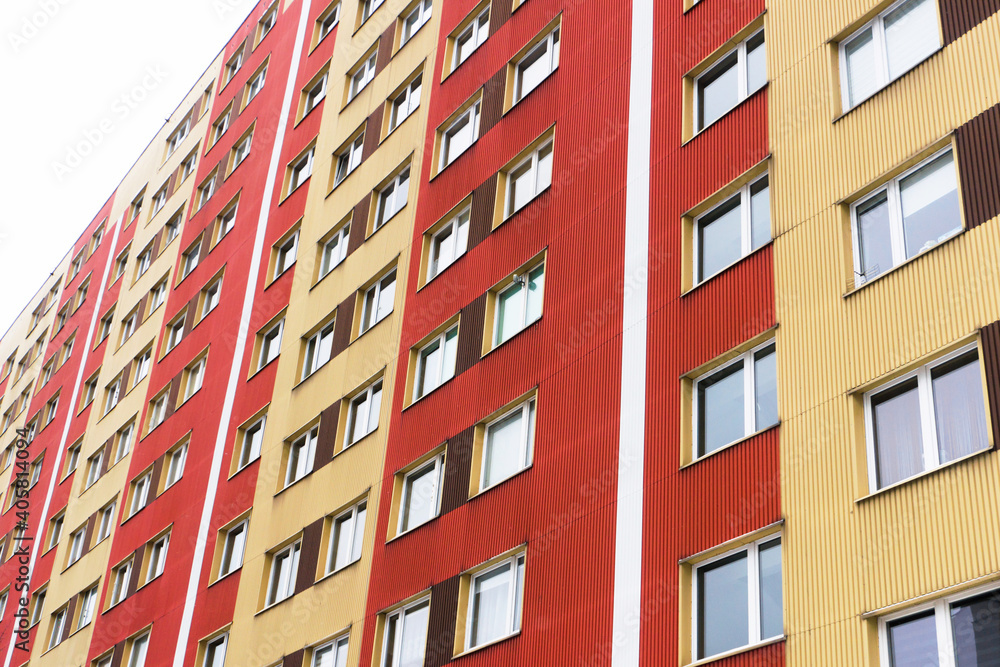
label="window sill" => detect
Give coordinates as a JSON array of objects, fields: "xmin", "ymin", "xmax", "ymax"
[
  {"xmin": 387, "ymin": 513, "xmax": 440, "ymax": 544},
  {"xmin": 279, "ymin": 177, "xmax": 311, "ymax": 205},
  {"xmin": 832, "ymin": 48, "xmax": 942, "ymax": 124},
  {"xmin": 431, "ymin": 143, "xmax": 478, "ymax": 182},
  {"xmin": 687, "ymin": 636, "xmax": 785, "ymax": 667},
  {"xmin": 481, "ymin": 315, "xmax": 543, "ymax": 360},
  {"xmin": 682, "ymin": 240, "xmax": 773, "ymax": 298},
  {"xmin": 208, "ymin": 566, "xmax": 242, "ymax": 589},
  {"xmin": 227, "ymin": 454, "xmax": 260, "ymax": 481},
  {"xmin": 501, "ymin": 67, "xmax": 558, "ymax": 119},
  {"xmin": 684, "ymin": 84, "xmax": 768, "ymax": 147},
  {"xmin": 274, "ymin": 468, "xmax": 316, "ymax": 498},
  {"xmin": 453, "ymin": 630, "xmax": 522, "ymax": 660},
  {"xmin": 255, "ymin": 594, "xmax": 296, "ymax": 617},
  {"xmin": 469, "ymin": 463, "xmax": 532, "ymax": 501},
  {"xmin": 495, "ymin": 184, "xmax": 553, "ymax": 232},
  {"xmin": 681, "ymin": 423, "xmax": 780, "ymax": 471},
  {"xmin": 856, "ymin": 446, "xmax": 994, "ymax": 504},
  {"xmin": 315, "ymin": 557, "xmax": 361, "ymax": 585},
  {"xmin": 402, "ymin": 374, "xmax": 458, "ymax": 412},
  {"xmin": 294, "ymin": 98, "xmax": 325, "ymax": 129},
  {"xmin": 842, "ymin": 228, "xmax": 964, "ymax": 298}
]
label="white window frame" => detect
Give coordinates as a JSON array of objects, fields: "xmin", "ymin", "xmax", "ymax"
[
  {"xmin": 114, "ymin": 422, "xmax": 134, "ymax": 463},
  {"xmin": 129, "ymin": 473, "xmax": 152, "ymax": 516},
  {"xmin": 414, "ymin": 325, "xmax": 458, "ymax": 399},
  {"xmin": 182, "ymin": 243, "xmax": 201, "ymax": 278},
  {"xmin": 284, "ymin": 427, "xmax": 318, "ymax": 487},
  {"xmin": 127, "ymin": 632, "xmax": 149, "ymax": 667},
  {"xmin": 318, "ymin": 3, "xmax": 341, "ymax": 41},
  {"xmin": 48, "ymin": 514, "xmax": 63, "ymax": 549},
  {"xmin": 110, "ymin": 561, "xmax": 131, "ymax": 606},
  {"xmin": 185, "ymin": 357, "xmax": 206, "ymax": 399},
  {"xmin": 389, "ymin": 75, "xmax": 422, "ymax": 132},
  {"xmin": 850, "ymin": 147, "xmax": 959, "ymax": 285},
  {"xmin": 398, "ymin": 453, "xmax": 445, "ymax": 534},
  {"xmin": 68, "ymin": 528, "xmax": 85, "ymax": 565},
  {"xmin": 151, "ymin": 187, "xmax": 167, "ymax": 216},
  {"xmin": 150, "ymin": 279, "xmax": 167, "ymax": 311},
  {"xmin": 148, "ymin": 393, "xmax": 167, "ymax": 430},
  {"xmin": 204, "ymin": 633, "xmax": 229, "ymax": 667},
  {"xmin": 166, "ymin": 318, "xmax": 185, "ymax": 351},
  {"xmin": 136, "ymin": 248, "xmax": 152, "ymax": 278},
  {"xmin": 146, "ymin": 533, "xmax": 170, "ymax": 582},
  {"xmin": 165, "ymin": 118, "xmax": 190, "ymax": 157},
  {"xmin": 427, "ymin": 207, "xmax": 470, "ymax": 281},
  {"xmin": 380, "ymin": 597, "xmax": 430, "ymax": 667},
  {"xmin": 452, "ymin": 6, "xmax": 490, "ymax": 71},
  {"xmin": 400, "ymin": 0, "xmax": 432, "ymax": 46},
  {"xmin": 345, "ymin": 379, "xmax": 383, "ymax": 447},
  {"xmin": 481, "ymin": 399, "xmax": 536, "ymax": 492},
  {"xmin": 492, "ymin": 264, "xmax": 545, "ymax": 346},
  {"xmin": 202, "ymin": 279, "xmax": 222, "ymax": 318},
  {"xmin": 218, "ymin": 201, "xmax": 238, "ymax": 239},
  {"xmin": 77, "ymin": 586, "xmax": 97, "ymax": 630},
  {"xmin": 694, "ymin": 173, "xmax": 770, "ymax": 284},
  {"xmin": 440, "ymin": 102, "xmax": 481, "ymax": 170},
  {"xmin": 335, "ymin": 134, "xmax": 364, "ymax": 186},
  {"xmin": 225, "ymin": 49, "xmax": 243, "ymax": 84},
  {"xmin": 304, "ymin": 73, "xmax": 329, "ymax": 115},
  {"xmin": 212, "ymin": 112, "xmax": 230, "ymax": 144},
  {"xmin": 692, "ymin": 534, "xmax": 783, "ymax": 661},
  {"xmin": 290, "ymin": 149, "xmax": 315, "ymax": 191},
  {"xmin": 863, "ymin": 342, "xmax": 987, "ymax": 493},
  {"xmin": 360, "ymin": 270, "xmax": 396, "ymax": 333},
  {"xmin": 466, "ymin": 553, "xmax": 526, "ymax": 650},
  {"xmin": 259, "ymin": 6, "xmax": 277, "ymax": 39},
  {"xmin": 313, "ymin": 635, "xmax": 349, "ymax": 667},
  {"xmin": 97, "ymin": 502, "xmax": 116, "ymax": 542},
  {"xmin": 302, "ymin": 322, "xmax": 335, "ymax": 380},
  {"xmin": 504, "ymin": 140, "xmax": 553, "ymax": 217},
  {"xmin": 692, "ymin": 340, "xmax": 777, "ymax": 459},
  {"xmin": 693, "ymin": 28, "xmax": 766, "ymax": 133},
  {"xmin": 327, "ymin": 499, "xmax": 367, "ymax": 574},
  {"xmin": 258, "ymin": 320, "xmax": 284, "ymax": 370},
  {"xmin": 232, "ymin": 132, "xmax": 253, "ymax": 169},
  {"xmin": 85, "ymin": 451, "xmax": 103, "ymax": 488},
  {"xmin": 361, "ymin": 0, "xmax": 385, "ymax": 22},
  {"xmin": 512, "ymin": 25, "xmax": 560, "ymax": 104},
  {"xmin": 238, "ymin": 416, "xmax": 266, "ymax": 469},
  {"xmin": 374, "ymin": 167, "xmax": 410, "ymax": 229},
  {"xmin": 247, "ymin": 66, "xmax": 268, "ymax": 103},
  {"xmin": 219, "ymin": 520, "xmax": 248, "ymax": 577},
  {"xmin": 164, "ymin": 443, "xmax": 187, "ymax": 489},
  {"xmin": 349, "ymin": 51, "xmax": 378, "ymax": 100},
  {"xmin": 320, "ymin": 222, "xmax": 351, "ymax": 276},
  {"xmin": 274, "ymin": 232, "xmax": 299, "ymax": 277},
  {"xmin": 48, "ymin": 606, "xmax": 67, "ymax": 649},
  {"xmin": 265, "ymin": 541, "xmax": 301, "ymax": 606}
]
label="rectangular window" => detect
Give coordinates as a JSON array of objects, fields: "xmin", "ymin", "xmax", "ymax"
[
  {"xmin": 334, "ymin": 133, "xmax": 364, "ymax": 186},
  {"xmin": 246, "ymin": 65, "xmax": 268, "ymax": 104},
  {"xmin": 225, "ymin": 49, "xmax": 243, "ymax": 85},
  {"xmin": 146, "ymin": 533, "xmax": 170, "ymax": 582},
  {"xmin": 135, "ymin": 247, "xmax": 152, "ymax": 279},
  {"xmin": 48, "ymin": 606, "xmax": 67, "ymax": 649},
  {"xmin": 427, "ymin": 207, "xmax": 469, "ymax": 282},
  {"xmin": 220, "ymin": 520, "xmax": 248, "ymax": 577},
  {"xmin": 129, "ymin": 191, "xmax": 145, "ymax": 222},
  {"xmin": 694, "ymin": 536, "xmax": 783, "ymax": 660},
  {"xmin": 289, "ymin": 148, "xmax": 315, "ymax": 192},
  {"xmin": 380, "ymin": 598, "xmax": 429, "ymax": 667},
  {"xmin": 184, "ymin": 357, "xmax": 206, "ymax": 400},
  {"xmin": 67, "ymin": 528, "xmax": 85, "ymax": 565},
  {"xmin": 304, "ymin": 72, "xmax": 328, "ymax": 115},
  {"xmin": 415, "ymin": 325, "xmax": 458, "ymax": 399},
  {"xmin": 285, "ymin": 426, "xmax": 318, "ymax": 487},
  {"xmin": 348, "ymin": 51, "xmax": 378, "ymax": 100},
  {"xmin": 851, "ymin": 148, "xmax": 960, "ymax": 285},
  {"xmin": 231, "ymin": 131, "xmax": 253, "ymax": 169},
  {"xmin": 82, "ymin": 374, "xmax": 100, "ymax": 409},
  {"xmin": 361, "ymin": 0, "xmax": 385, "ymax": 22},
  {"xmin": 201, "ymin": 278, "xmax": 222, "ymax": 319},
  {"xmin": 217, "ymin": 200, "xmax": 238, "ymax": 240},
  {"xmin": 389, "ymin": 75, "xmax": 421, "ymax": 133},
  {"xmin": 204, "ymin": 634, "xmax": 228, "ymax": 667},
  {"xmin": 212, "ymin": 110, "xmax": 231, "ymax": 144},
  {"xmin": 505, "ymin": 140, "xmax": 553, "ymax": 217},
  {"xmin": 513, "ymin": 26, "xmax": 559, "ymax": 104},
  {"xmin": 374, "ymin": 167, "xmax": 410, "ymax": 229},
  {"xmin": 258, "ymin": 5, "xmax": 277, "ymax": 40},
  {"xmin": 840, "ymin": 0, "xmax": 939, "ymax": 111},
  {"xmin": 166, "ymin": 316, "xmax": 185, "ymax": 352},
  {"xmin": 440, "ymin": 101, "xmax": 480, "ymax": 169},
  {"xmin": 346, "ymin": 379, "xmax": 383, "ymax": 447},
  {"xmin": 695, "ymin": 341, "xmax": 778, "ymax": 458},
  {"xmin": 127, "ymin": 632, "xmax": 149, "ymax": 667},
  {"xmin": 466, "ymin": 554, "xmax": 525, "ymax": 650},
  {"xmin": 109, "ymin": 560, "xmax": 131, "ymax": 606},
  {"xmin": 148, "ymin": 393, "xmax": 167, "ymax": 430},
  {"xmin": 313, "ymin": 636, "xmax": 349, "ymax": 667},
  {"xmin": 114, "ymin": 421, "xmax": 135, "ymax": 463},
  {"xmin": 317, "ymin": 2, "xmax": 341, "ymax": 42},
  {"xmin": 129, "ymin": 472, "xmax": 152, "ymax": 516},
  {"xmin": 238, "ymin": 416, "xmax": 266, "ymax": 469},
  {"xmin": 77, "ymin": 585, "xmax": 97, "ymax": 629},
  {"xmin": 97, "ymin": 501, "xmax": 116, "ymax": 542},
  {"xmin": 29, "ymin": 589, "xmax": 45, "ymax": 625},
  {"xmin": 302, "ymin": 322, "xmax": 335, "ymax": 380},
  {"xmin": 266, "ymin": 541, "xmax": 301, "ymax": 606},
  {"xmin": 452, "ymin": 6, "xmax": 490, "ymax": 71},
  {"xmin": 320, "ymin": 222, "xmax": 350, "ymax": 276},
  {"xmin": 179, "ymin": 150, "xmax": 197, "ymax": 181},
  {"xmin": 482, "ymin": 399, "xmax": 535, "ymax": 491},
  {"xmin": 149, "ymin": 278, "xmax": 168, "ymax": 311},
  {"xmin": 85, "ymin": 450, "xmax": 103, "ymax": 489},
  {"xmin": 361, "ymin": 269, "xmax": 396, "ymax": 333},
  {"xmin": 328, "ymin": 499, "xmax": 366, "ymax": 573},
  {"xmin": 695, "ymin": 29, "xmax": 766, "ymax": 131},
  {"xmin": 258, "ymin": 320, "xmax": 283, "ymax": 370},
  {"xmin": 865, "ymin": 344, "xmax": 988, "ymax": 492},
  {"xmin": 164, "ymin": 443, "xmax": 187, "ymax": 488},
  {"xmin": 165, "ymin": 118, "xmax": 190, "ymax": 157},
  {"xmin": 47, "ymin": 514, "xmax": 63, "ymax": 549},
  {"xmin": 696, "ymin": 173, "xmax": 770, "ymax": 283},
  {"xmin": 400, "ymin": 0, "xmax": 432, "ymax": 46},
  {"xmin": 274, "ymin": 232, "xmax": 299, "ymax": 277},
  {"xmin": 494, "ymin": 263, "xmax": 545, "ymax": 347},
  {"xmin": 182, "ymin": 240, "xmax": 201, "ymax": 278},
  {"xmin": 151, "ymin": 185, "xmax": 167, "ymax": 216},
  {"xmin": 65, "ymin": 443, "xmax": 81, "ymax": 474},
  {"xmin": 399, "ymin": 454, "xmax": 444, "ymax": 533}
]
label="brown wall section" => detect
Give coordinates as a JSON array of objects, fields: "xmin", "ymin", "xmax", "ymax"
[
  {"xmin": 940, "ymin": 0, "xmax": 1000, "ymax": 45},
  {"xmin": 956, "ymin": 101, "xmax": 1000, "ymax": 230},
  {"xmin": 423, "ymin": 576, "xmax": 460, "ymax": 667},
  {"xmin": 467, "ymin": 175, "xmax": 497, "ymax": 250},
  {"xmin": 294, "ymin": 518, "xmax": 324, "ymax": 594},
  {"xmin": 478, "ymin": 70, "xmax": 507, "ymax": 137},
  {"xmin": 455, "ymin": 295, "xmax": 485, "ymax": 376},
  {"xmin": 439, "ymin": 427, "xmax": 474, "ymax": 515},
  {"xmin": 982, "ymin": 320, "xmax": 1000, "ymax": 449}
]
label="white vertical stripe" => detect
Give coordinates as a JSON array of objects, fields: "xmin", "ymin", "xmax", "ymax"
[
  {"xmin": 612, "ymin": 0, "xmax": 653, "ymax": 664},
  {"xmin": 3, "ymin": 213, "xmax": 124, "ymax": 667},
  {"xmin": 171, "ymin": 0, "xmax": 313, "ymax": 662}
]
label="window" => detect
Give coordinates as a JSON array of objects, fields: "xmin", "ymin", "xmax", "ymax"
[
  {"xmin": 274, "ymin": 232, "xmax": 299, "ymax": 277},
  {"xmin": 851, "ymin": 148, "xmax": 960, "ymax": 285},
  {"xmin": 29, "ymin": 588, "xmax": 46, "ymax": 626},
  {"xmin": 65, "ymin": 443, "xmax": 81, "ymax": 474},
  {"xmin": 70, "ymin": 252, "xmax": 84, "ymax": 279},
  {"xmin": 129, "ymin": 191, "xmax": 144, "ymax": 222},
  {"xmin": 348, "ymin": 51, "xmax": 378, "ymax": 100},
  {"xmin": 427, "ymin": 207, "xmax": 469, "ymax": 282},
  {"xmin": 97, "ymin": 501, "xmax": 115, "ymax": 541},
  {"xmin": 361, "ymin": 0, "xmax": 385, "ymax": 23},
  {"xmin": 146, "ymin": 533, "xmax": 169, "ymax": 582},
  {"xmin": 150, "ymin": 278, "xmax": 168, "ymax": 311},
  {"xmin": 346, "ymin": 379, "xmax": 383, "ymax": 446},
  {"xmin": 266, "ymin": 541, "xmax": 300, "ymax": 606},
  {"xmin": 481, "ymin": 398, "xmax": 536, "ymax": 491},
  {"xmin": 302, "ymin": 322, "xmax": 335, "ymax": 380},
  {"xmin": 400, "ymin": 0, "xmax": 432, "ymax": 46},
  {"xmin": 317, "ymin": 3, "xmax": 340, "ymax": 42},
  {"xmin": 166, "ymin": 118, "xmax": 190, "ymax": 156},
  {"xmin": 238, "ymin": 416, "xmax": 266, "ymax": 469},
  {"xmin": 29, "ymin": 455, "xmax": 44, "ymax": 486},
  {"xmin": 67, "ymin": 528, "xmax": 85, "ymax": 566},
  {"xmin": 505, "ymin": 140, "xmax": 553, "ymax": 216},
  {"xmin": 494, "ymin": 263, "xmax": 544, "ymax": 347},
  {"xmin": 85, "ymin": 450, "xmax": 103, "ymax": 488},
  {"xmin": 109, "ymin": 560, "xmax": 131, "ymax": 606},
  {"xmin": 695, "ymin": 29, "xmax": 766, "ymax": 131},
  {"xmin": 212, "ymin": 110, "xmax": 230, "ymax": 143},
  {"xmin": 695, "ymin": 173, "xmax": 770, "ymax": 283},
  {"xmin": 285, "ymin": 427, "xmax": 318, "ymax": 487},
  {"xmin": 95, "ymin": 655, "xmax": 114, "ymax": 667},
  {"xmin": 151, "ymin": 185, "xmax": 168, "ymax": 216},
  {"xmin": 258, "ymin": 5, "xmax": 277, "ymax": 40},
  {"xmin": 415, "ymin": 326, "xmax": 457, "ymax": 399},
  {"xmin": 48, "ymin": 606, "xmax": 67, "ymax": 649},
  {"xmin": 304, "ymin": 72, "xmax": 328, "ymax": 115},
  {"xmin": 328, "ymin": 500, "xmax": 366, "ymax": 573},
  {"xmin": 127, "ymin": 632, "xmax": 149, "ymax": 667},
  {"xmin": 313, "ymin": 636, "xmax": 349, "ymax": 667},
  {"xmin": 360, "ymin": 269, "xmax": 396, "ymax": 333},
  {"xmin": 231, "ymin": 132, "xmax": 253, "ymax": 169},
  {"xmin": 375, "ymin": 167, "xmax": 410, "ymax": 230},
  {"xmin": 204, "ymin": 634, "xmax": 228, "ymax": 667},
  {"xmin": 399, "ymin": 454, "xmax": 443, "ymax": 533},
  {"xmin": 225, "ymin": 49, "xmax": 243, "ymax": 85},
  {"xmin": 513, "ymin": 26, "xmax": 560, "ymax": 104},
  {"xmin": 114, "ymin": 422, "xmax": 135, "ymax": 463},
  {"xmin": 320, "ymin": 222, "xmax": 350, "ymax": 276},
  {"xmin": 388, "ymin": 75, "xmax": 421, "ymax": 133},
  {"xmin": 48, "ymin": 514, "xmax": 64, "ymax": 549},
  {"xmin": 0, "ymin": 590, "xmax": 6, "ymax": 620},
  {"xmin": 440, "ymin": 101, "xmax": 480, "ymax": 169},
  {"xmin": 379, "ymin": 598, "xmax": 429, "ymax": 667},
  {"xmin": 120, "ymin": 311, "xmax": 137, "ymax": 345},
  {"xmin": 182, "ymin": 241, "xmax": 201, "ymax": 278},
  {"xmin": 840, "ymin": 0, "xmax": 939, "ymax": 111},
  {"xmin": 695, "ymin": 341, "xmax": 777, "ymax": 458},
  {"xmin": 289, "ymin": 148, "xmax": 315, "ymax": 192},
  {"xmin": 148, "ymin": 392, "xmax": 167, "ymax": 430},
  {"xmin": 466, "ymin": 553, "xmax": 525, "ymax": 650},
  {"xmin": 77, "ymin": 586, "xmax": 97, "ymax": 629},
  {"xmin": 129, "ymin": 472, "xmax": 152, "ymax": 516},
  {"xmin": 164, "ymin": 443, "xmax": 187, "ymax": 488},
  {"xmin": 258, "ymin": 320, "xmax": 283, "ymax": 370},
  {"xmin": 246, "ymin": 65, "xmax": 268, "ymax": 104},
  {"xmin": 180, "ymin": 151, "xmax": 197, "ymax": 181},
  {"xmin": 57, "ymin": 304, "xmax": 70, "ymax": 331},
  {"xmin": 880, "ymin": 584, "xmax": 1000, "ymax": 667},
  {"xmin": 201, "ymin": 279, "xmax": 222, "ymax": 319},
  {"xmin": 452, "ymin": 6, "xmax": 489, "ymax": 70},
  {"xmin": 865, "ymin": 344, "xmax": 988, "ymax": 492},
  {"xmin": 166, "ymin": 316, "xmax": 185, "ymax": 352},
  {"xmin": 104, "ymin": 378, "xmax": 121, "ymax": 415},
  {"xmin": 334, "ymin": 133, "xmax": 364, "ymax": 185},
  {"xmin": 694, "ymin": 536, "xmax": 782, "ymax": 660},
  {"xmin": 44, "ymin": 395, "xmax": 59, "ymax": 425},
  {"xmin": 135, "ymin": 247, "xmax": 152, "ymax": 280},
  {"xmin": 215, "ymin": 522, "xmax": 247, "ymax": 583},
  {"xmin": 185, "ymin": 357, "xmax": 206, "ymax": 399}
]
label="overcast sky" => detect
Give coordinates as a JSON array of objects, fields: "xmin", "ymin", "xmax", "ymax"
[{"xmin": 0, "ymin": 0, "xmax": 256, "ymax": 337}]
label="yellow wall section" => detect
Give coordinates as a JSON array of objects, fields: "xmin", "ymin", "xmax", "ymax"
[{"xmin": 769, "ymin": 2, "xmax": 1000, "ymax": 664}]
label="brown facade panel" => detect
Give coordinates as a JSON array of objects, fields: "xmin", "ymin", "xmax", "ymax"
[
  {"xmin": 467, "ymin": 175, "xmax": 498, "ymax": 251},
  {"xmin": 82, "ymin": 513, "xmax": 97, "ymax": 556},
  {"xmin": 148, "ymin": 457, "xmax": 165, "ymax": 499},
  {"xmin": 182, "ymin": 303, "xmax": 197, "ymax": 337},
  {"xmin": 164, "ymin": 373, "xmax": 183, "ymax": 420},
  {"xmin": 294, "ymin": 518, "xmax": 324, "ymax": 594},
  {"xmin": 982, "ymin": 320, "xmax": 1000, "ymax": 450},
  {"xmin": 282, "ymin": 649, "xmax": 304, "ymax": 667},
  {"xmin": 199, "ymin": 230, "xmax": 213, "ymax": 259},
  {"xmin": 125, "ymin": 545, "xmax": 146, "ymax": 598},
  {"xmin": 136, "ymin": 294, "xmax": 149, "ymax": 322},
  {"xmin": 330, "ymin": 295, "xmax": 356, "ymax": 359},
  {"xmin": 348, "ymin": 194, "xmax": 372, "ymax": 255},
  {"xmin": 455, "ymin": 295, "xmax": 486, "ymax": 377},
  {"xmin": 489, "ymin": 0, "xmax": 513, "ymax": 35},
  {"xmin": 478, "ymin": 69, "xmax": 508, "ymax": 137},
  {"xmin": 99, "ymin": 438, "xmax": 115, "ymax": 476},
  {"xmin": 375, "ymin": 25, "xmax": 395, "ymax": 76},
  {"xmin": 439, "ymin": 426, "xmax": 474, "ymax": 516},
  {"xmin": 166, "ymin": 171, "xmax": 179, "ymax": 199},
  {"xmin": 61, "ymin": 596, "xmax": 77, "ymax": 641},
  {"xmin": 151, "ymin": 233, "xmax": 162, "ymax": 258},
  {"xmin": 315, "ymin": 402, "xmax": 341, "ymax": 466},
  {"xmin": 956, "ymin": 101, "xmax": 1000, "ymax": 230},
  {"xmin": 423, "ymin": 575, "xmax": 460, "ymax": 667},
  {"xmin": 940, "ymin": 0, "xmax": 1000, "ymax": 45},
  {"xmin": 362, "ymin": 106, "xmax": 385, "ymax": 161},
  {"xmin": 109, "ymin": 641, "xmax": 126, "ymax": 667},
  {"xmin": 120, "ymin": 360, "xmax": 133, "ymax": 392}
]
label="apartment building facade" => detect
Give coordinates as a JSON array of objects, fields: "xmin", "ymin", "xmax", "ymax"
[{"xmin": 0, "ymin": 0, "xmax": 997, "ymax": 666}]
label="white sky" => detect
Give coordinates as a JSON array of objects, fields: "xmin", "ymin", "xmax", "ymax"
[{"xmin": 0, "ymin": 0, "xmax": 256, "ymax": 337}]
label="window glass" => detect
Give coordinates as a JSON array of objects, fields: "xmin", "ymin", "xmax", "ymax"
[
  {"xmin": 471, "ymin": 565, "xmax": 512, "ymax": 646},
  {"xmin": 887, "ymin": 611, "xmax": 938, "ymax": 666},
  {"xmin": 401, "ymin": 461, "xmax": 439, "ymax": 532},
  {"xmin": 872, "ymin": 378, "xmax": 923, "ymax": 488},
  {"xmin": 698, "ymin": 362, "xmax": 744, "ymax": 456},
  {"xmin": 844, "ymin": 28, "xmax": 879, "ymax": 108},
  {"xmin": 750, "ymin": 176, "xmax": 771, "ymax": 250},
  {"xmin": 758, "ymin": 538, "xmax": 783, "ymax": 640},
  {"xmin": 484, "ymin": 401, "xmax": 535, "ymax": 489},
  {"xmin": 950, "ymin": 590, "xmax": 1000, "ymax": 666},
  {"xmin": 754, "ymin": 345, "xmax": 778, "ymax": 430},
  {"xmin": 883, "ymin": 0, "xmax": 938, "ymax": 79},
  {"xmin": 899, "ymin": 151, "xmax": 960, "ymax": 259},
  {"xmin": 856, "ymin": 191, "xmax": 893, "ymax": 279},
  {"xmin": 931, "ymin": 352, "xmax": 989, "ymax": 464},
  {"xmin": 698, "ymin": 552, "xmax": 749, "ymax": 658},
  {"xmin": 698, "ymin": 197, "xmax": 741, "ymax": 282},
  {"xmin": 698, "ymin": 52, "xmax": 739, "ymax": 129}
]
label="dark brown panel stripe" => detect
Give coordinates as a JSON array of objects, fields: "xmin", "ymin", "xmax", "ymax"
[
  {"xmin": 330, "ymin": 294, "xmax": 356, "ymax": 359},
  {"xmin": 375, "ymin": 25, "xmax": 394, "ymax": 76},
  {"xmin": 99, "ymin": 438, "xmax": 114, "ymax": 476},
  {"xmin": 148, "ymin": 457, "xmax": 165, "ymax": 500},
  {"xmin": 455, "ymin": 295, "xmax": 486, "ymax": 377},
  {"xmin": 348, "ymin": 194, "xmax": 371, "ymax": 255},
  {"xmin": 955, "ymin": 102, "xmax": 1000, "ymax": 230},
  {"xmin": 136, "ymin": 294, "xmax": 149, "ymax": 321},
  {"xmin": 489, "ymin": 0, "xmax": 513, "ymax": 35},
  {"xmin": 424, "ymin": 575, "xmax": 460, "ymax": 667},
  {"xmin": 478, "ymin": 70, "xmax": 507, "ymax": 137},
  {"xmin": 191, "ymin": 97, "xmax": 203, "ymax": 122},
  {"xmin": 467, "ymin": 175, "xmax": 498, "ymax": 251},
  {"xmin": 282, "ymin": 649, "xmax": 304, "ymax": 667},
  {"xmin": 164, "ymin": 373, "xmax": 183, "ymax": 420},
  {"xmin": 61, "ymin": 596, "xmax": 77, "ymax": 641},
  {"xmin": 440, "ymin": 426, "xmax": 474, "ymax": 516},
  {"xmin": 120, "ymin": 360, "xmax": 133, "ymax": 392},
  {"xmin": 940, "ymin": 0, "xmax": 1000, "ymax": 45},
  {"xmin": 362, "ymin": 106, "xmax": 385, "ymax": 161},
  {"xmin": 125, "ymin": 545, "xmax": 145, "ymax": 598},
  {"xmin": 199, "ymin": 231, "xmax": 213, "ymax": 260},
  {"xmin": 110, "ymin": 641, "xmax": 126, "ymax": 667},
  {"xmin": 82, "ymin": 513, "xmax": 97, "ymax": 556},
  {"xmin": 182, "ymin": 303, "xmax": 197, "ymax": 337},
  {"xmin": 982, "ymin": 321, "xmax": 1000, "ymax": 451},
  {"xmin": 166, "ymin": 170, "xmax": 179, "ymax": 199},
  {"xmin": 294, "ymin": 518, "xmax": 324, "ymax": 594},
  {"xmin": 315, "ymin": 402, "xmax": 341, "ymax": 467},
  {"xmin": 151, "ymin": 234, "xmax": 162, "ymax": 258}
]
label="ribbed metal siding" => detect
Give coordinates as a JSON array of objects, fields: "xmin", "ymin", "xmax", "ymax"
[
  {"xmin": 940, "ymin": 0, "xmax": 1000, "ymax": 45},
  {"xmin": 956, "ymin": 102, "xmax": 1000, "ymax": 230},
  {"xmin": 982, "ymin": 320, "xmax": 1000, "ymax": 449}
]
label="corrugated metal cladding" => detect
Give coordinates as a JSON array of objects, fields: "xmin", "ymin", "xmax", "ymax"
[
  {"xmin": 956, "ymin": 102, "xmax": 1000, "ymax": 230},
  {"xmin": 358, "ymin": 0, "xmax": 632, "ymax": 663},
  {"xmin": 940, "ymin": 0, "xmax": 1000, "ymax": 44}
]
